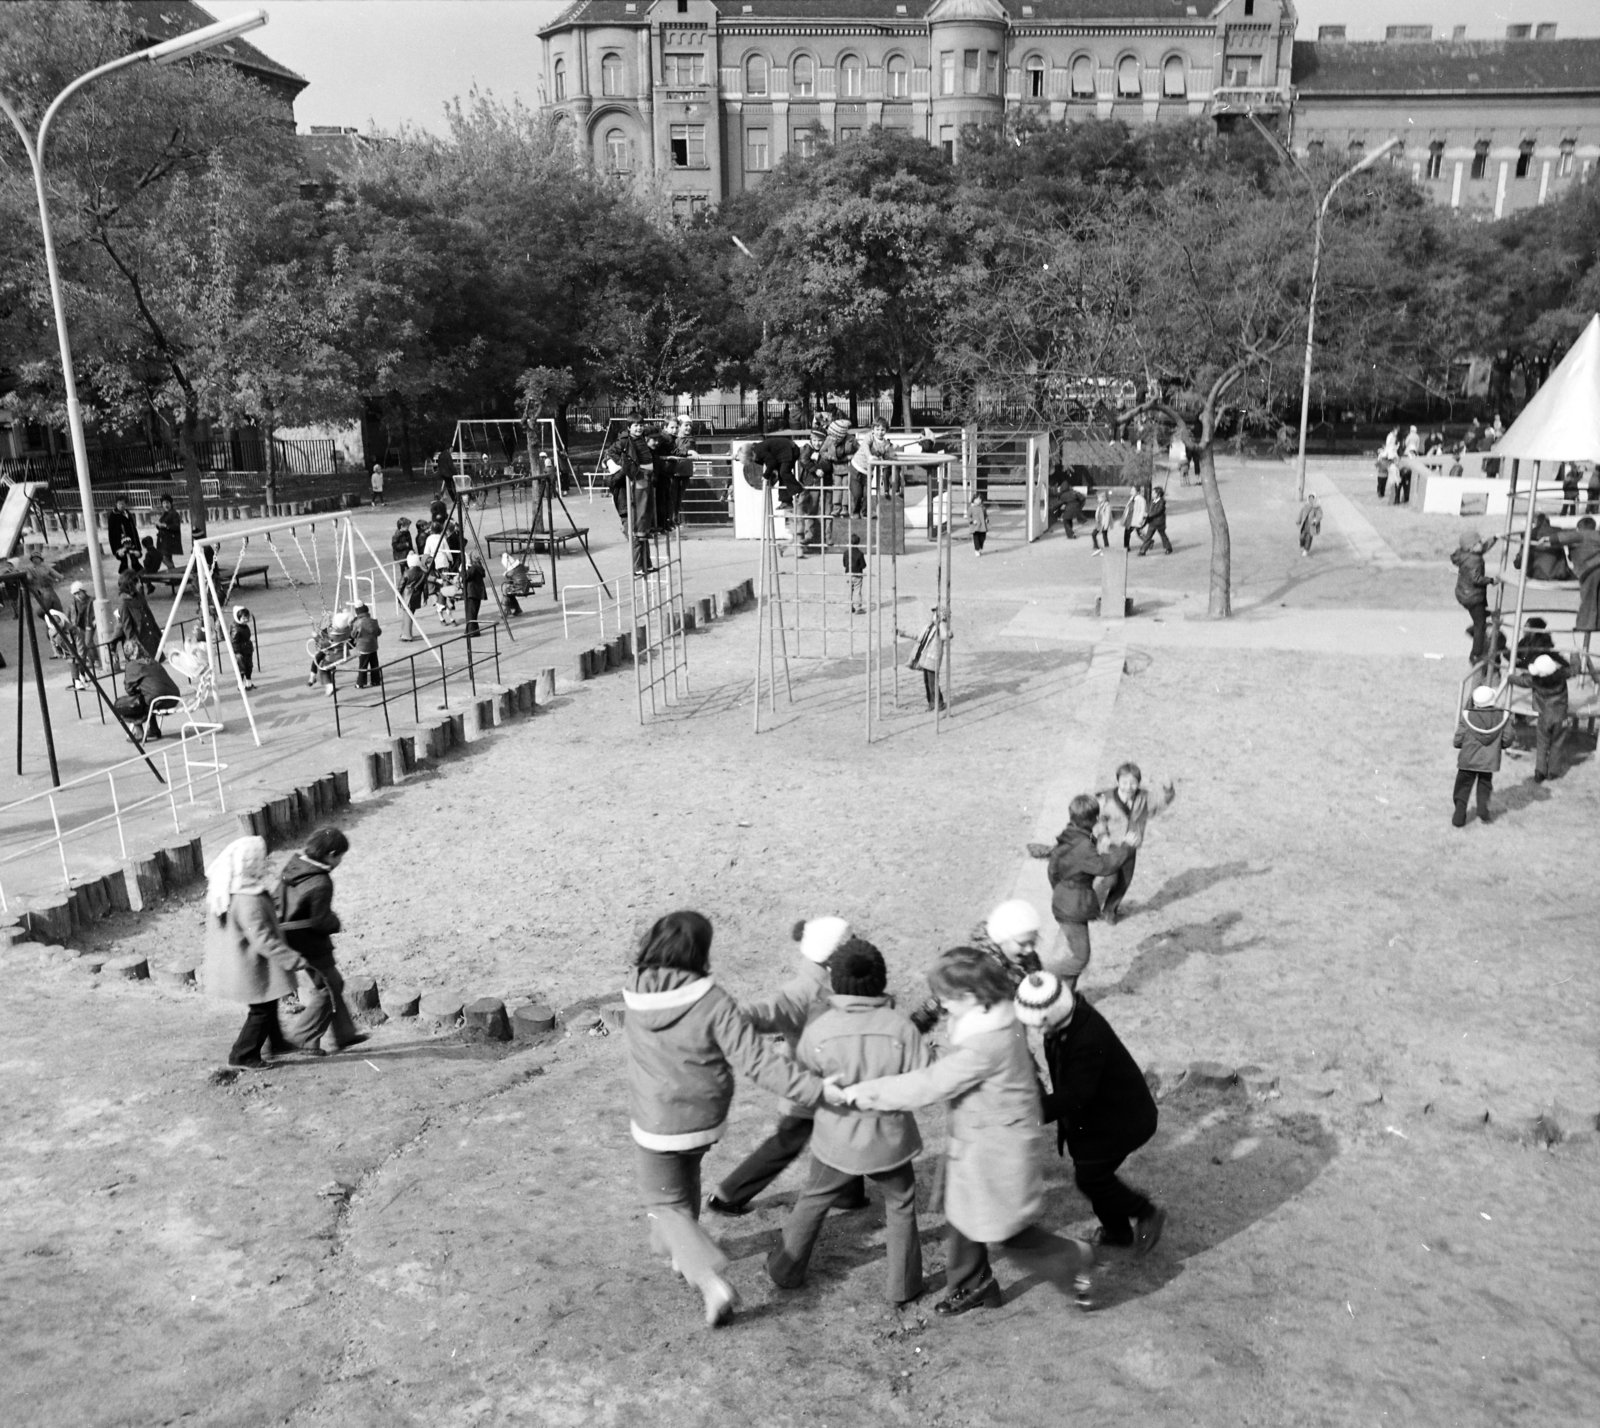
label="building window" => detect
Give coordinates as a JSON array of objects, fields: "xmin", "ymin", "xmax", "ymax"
[
  {"xmin": 839, "ymin": 126, "xmax": 861, "ymax": 145},
  {"xmin": 1225, "ymin": 54, "xmax": 1258, "ymax": 87},
  {"xmin": 1162, "ymin": 55, "xmax": 1186, "ymax": 98},
  {"xmin": 792, "ymin": 54, "xmax": 815, "ymax": 96},
  {"xmin": 794, "ymin": 126, "xmax": 816, "ymax": 159},
  {"xmin": 746, "ymin": 55, "xmax": 767, "ymax": 96},
  {"xmin": 671, "ymin": 193, "xmax": 709, "ymax": 220},
  {"xmin": 553, "ymin": 59, "xmax": 566, "ymax": 101},
  {"xmin": 1070, "ymin": 55, "xmax": 1094, "ymax": 98},
  {"xmin": 1116, "ymin": 56, "xmax": 1140, "ymax": 98},
  {"xmin": 941, "ymin": 52, "xmax": 956, "ymax": 96},
  {"xmin": 963, "ymin": 49, "xmax": 980, "ymax": 95},
  {"xmin": 839, "ymin": 54, "xmax": 863, "ymax": 98},
  {"xmin": 605, "ymin": 128, "xmax": 631, "ymax": 173},
  {"xmin": 1558, "ymin": 139, "xmax": 1575, "ymax": 177},
  {"xmin": 985, "ymin": 51, "xmax": 1000, "ymax": 95},
  {"xmin": 1426, "ymin": 141, "xmax": 1444, "ymax": 179},
  {"xmin": 940, "ymin": 125, "xmax": 955, "ymax": 163},
  {"xmin": 1244, "ymin": 0, "xmax": 1254, "ymax": 13},
  {"xmin": 1471, "ymin": 141, "xmax": 1489, "ymax": 180},
  {"xmin": 670, "ymin": 123, "xmax": 706, "ymax": 168},
  {"xmin": 747, "ymin": 127, "xmax": 770, "ymax": 170},
  {"xmin": 1023, "ymin": 55, "xmax": 1046, "ymax": 99},
  {"xmin": 677, "ymin": 0, "xmax": 687, "ymax": 11},
  {"xmin": 601, "ymin": 52, "xmax": 623, "ymax": 96},
  {"xmin": 664, "ymin": 53, "xmax": 705, "ymax": 85},
  {"xmin": 1516, "ymin": 140, "xmax": 1534, "ymax": 179},
  {"xmin": 888, "ymin": 55, "xmax": 911, "ymax": 98}
]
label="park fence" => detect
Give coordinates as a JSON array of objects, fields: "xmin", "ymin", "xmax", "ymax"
[{"xmin": 328, "ymin": 625, "xmax": 502, "ymax": 738}]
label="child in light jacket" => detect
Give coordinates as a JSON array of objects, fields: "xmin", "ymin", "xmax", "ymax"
[
  {"xmin": 709, "ymin": 917, "xmax": 861, "ymax": 1216},
  {"xmin": 623, "ymin": 910, "xmax": 835, "ymax": 1328},
  {"xmin": 767, "ymin": 938, "xmax": 930, "ymax": 1305},
  {"xmin": 1453, "ymin": 685, "xmax": 1510, "ymax": 827}
]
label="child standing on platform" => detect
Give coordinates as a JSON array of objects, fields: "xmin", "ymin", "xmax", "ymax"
[
  {"xmin": 230, "ymin": 606, "xmax": 256, "ymax": 690},
  {"xmin": 708, "ymin": 917, "xmax": 861, "ymax": 1216},
  {"xmin": 844, "ymin": 536, "xmax": 866, "ymax": 614},
  {"xmin": 623, "ymin": 910, "xmax": 836, "ymax": 1328},
  {"xmin": 767, "ymin": 938, "xmax": 929, "ymax": 1306}
]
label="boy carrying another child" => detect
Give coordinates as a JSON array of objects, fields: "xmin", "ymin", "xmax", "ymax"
[{"xmin": 767, "ymin": 937, "xmax": 929, "ymax": 1306}]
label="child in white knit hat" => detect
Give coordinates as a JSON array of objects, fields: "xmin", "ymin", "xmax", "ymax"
[{"xmin": 707, "ymin": 916, "xmax": 865, "ymax": 1216}]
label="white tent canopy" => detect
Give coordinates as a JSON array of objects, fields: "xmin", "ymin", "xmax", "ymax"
[{"xmin": 1492, "ymin": 313, "xmax": 1600, "ymax": 463}]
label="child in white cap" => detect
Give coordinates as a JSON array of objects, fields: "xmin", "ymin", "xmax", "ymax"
[
  {"xmin": 1452, "ymin": 685, "xmax": 1510, "ymax": 826},
  {"xmin": 1015, "ymin": 971, "xmax": 1165, "ymax": 1257},
  {"xmin": 707, "ymin": 916, "xmax": 864, "ymax": 1216}
]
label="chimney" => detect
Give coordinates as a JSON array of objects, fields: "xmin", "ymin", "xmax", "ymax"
[
  {"xmin": 1318, "ymin": 25, "xmax": 1346, "ymax": 44},
  {"xmin": 1451, "ymin": 25, "xmax": 1466, "ymax": 41},
  {"xmin": 1506, "ymin": 24, "xmax": 1532, "ymax": 39},
  {"xmin": 1536, "ymin": 23, "xmax": 1557, "ymax": 40},
  {"xmin": 1385, "ymin": 25, "xmax": 1433, "ymax": 43}
]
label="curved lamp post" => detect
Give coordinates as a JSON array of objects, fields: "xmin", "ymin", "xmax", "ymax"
[
  {"xmin": 1293, "ymin": 135, "xmax": 1400, "ymax": 502},
  {"xmin": 0, "ymin": 10, "xmax": 268, "ymax": 639}
]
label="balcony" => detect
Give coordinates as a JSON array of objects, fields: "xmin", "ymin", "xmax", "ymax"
[{"xmin": 1211, "ymin": 85, "xmax": 1292, "ymax": 114}]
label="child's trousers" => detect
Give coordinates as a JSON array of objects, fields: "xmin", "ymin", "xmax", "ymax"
[
  {"xmin": 944, "ymin": 1221, "xmax": 1091, "ymax": 1297},
  {"xmin": 769, "ymin": 1156, "xmax": 922, "ymax": 1303},
  {"xmin": 1452, "ymin": 770, "xmax": 1493, "ymax": 821},
  {"xmin": 1048, "ymin": 918, "xmax": 1093, "ymax": 983},
  {"xmin": 635, "ymin": 1145, "xmax": 728, "ymax": 1295}
]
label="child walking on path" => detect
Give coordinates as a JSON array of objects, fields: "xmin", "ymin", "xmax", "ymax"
[
  {"xmin": 1044, "ymin": 795, "xmax": 1133, "ymax": 984},
  {"xmin": 1453, "ymin": 685, "xmax": 1510, "ymax": 826},
  {"xmin": 278, "ymin": 828, "xmax": 367, "ymax": 1054},
  {"xmin": 710, "ymin": 917, "xmax": 862, "ymax": 1215},
  {"xmin": 1297, "ymin": 493, "xmax": 1322, "ymax": 556},
  {"xmin": 1017, "ymin": 972, "xmax": 1165, "ymax": 1256},
  {"xmin": 908, "ymin": 606, "xmax": 951, "ymax": 711},
  {"xmin": 767, "ymin": 938, "xmax": 929, "ymax": 1305},
  {"xmin": 1091, "ymin": 490, "xmax": 1113, "ymax": 554},
  {"xmin": 1092, "ymin": 763, "xmax": 1175, "ymax": 925},
  {"xmin": 968, "ymin": 494, "xmax": 988, "ymax": 555},
  {"xmin": 844, "ymin": 949, "xmax": 1097, "ymax": 1317},
  {"xmin": 623, "ymin": 911, "xmax": 839, "ymax": 1327}
]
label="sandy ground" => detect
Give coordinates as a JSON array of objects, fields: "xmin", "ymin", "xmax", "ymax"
[{"xmin": 2, "ymin": 461, "xmax": 1598, "ymax": 1427}]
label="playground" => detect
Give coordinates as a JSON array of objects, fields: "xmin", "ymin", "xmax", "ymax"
[{"xmin": 1, "ymin": 448, "xmax": 1596, "ymax": 1428}]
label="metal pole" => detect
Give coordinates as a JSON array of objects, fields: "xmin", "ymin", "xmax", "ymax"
[{"xmin": 753, "ymin": 483, "xmax": 769, "ymax": 732}]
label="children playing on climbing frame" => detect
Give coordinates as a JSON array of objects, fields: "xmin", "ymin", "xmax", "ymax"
[
  {"xmin": 844, "ymin": 535, "xmax": 866, "ymax": 614},
  {"xmin": 307, "ymin": 609, "xmax": 354, "ymax": 695}
]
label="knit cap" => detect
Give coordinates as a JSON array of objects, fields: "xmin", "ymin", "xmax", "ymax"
[
  {"xmin": 827, "ymin": 418, "xmax": 851, "ymax": 440},
  {"xmin": 793, "ymin": 915, "xmax": 851, "ymax": 964},
  {"xmin": 986, "ymin": 899, "xmax": 1040, "ymax": 945},
  {"xmin": 829, "ymin": 937, "xmax": 887, "ymax": 997},
  {"xmin": 1014, "ymin": 971, "xmax": 1072, "ymax": 1028},
  {"xmin": 1529, "ymin": 655, "xmax": 1562, "ymax": 677}
]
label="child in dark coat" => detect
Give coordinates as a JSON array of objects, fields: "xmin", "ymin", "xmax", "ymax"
[
  {"xmin": 1017, "ymin": 972, "xmax": 1165, "ymax": 1257},
  {"xmin": 277, "ymin": 827, "xmax": 366, "ymax": 1053},
  {"xmin": 350, "ymin": 604, "xmax": 382, "ymax": 688},
  {"xmin": 230, "ymin": 606, "xmax": 256, "ymax": 689},
  {"xmin": 1511, "ymin": 653, "xmax": 1571, "ymax": 782},
  {"xmin": 1045, "ymin": 795, "xmax": 1133, "ymax": 985},
  {"xmin": 1453, "ymin": 685, "xmax": 1510, "ymax": 826},
  {"xmin": 844, "ymin": 536, "xmax": 866, "ymax": 613}
]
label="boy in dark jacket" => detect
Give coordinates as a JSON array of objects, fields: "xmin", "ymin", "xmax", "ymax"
[
  {"xmin": 1451, "ymin": 532, "xmax": 1498, "ymax": 664},
  {"xmin": 229, "ymin": 606, "xmax": 256, "ymax": 690},
  {"xmin": 278, "ymin": 827, "xmax": 365, "ymax": 1053},
  {"xmin": 462, "ymin": 557, "xmax": 487, "ymax": 637},
  {"xmin": 350, "ymin": 604, "xmax": 382, "ymax": 688},
  {"xmin": 1045, "ymin": 795, "xmax": 1133, "ymax": 984},
  {"xmin": 844, "ymin": 535, "xmax": 866, "ymax": 613},
  {"xmin": 1511, "ymin": 653, "xmax": 1571, "ymax": 782},
  {"xmin": 767, "ymin": 938, "xmax": 930, "ymax": 1305},
  {"xmin": 1016, "ymin": 971, "xmax": 1164, "ymax": 1257},
  {"xmin": 107, "ymin": 497, "xmax": 140, "ymax": 571},
  {"xmin": 155, "ymin": 495, "xmax": 183, "ymax": 569},
  {"xmin": 1453, "ymin": 685, "xmax": 1510, "ymax": 826}
]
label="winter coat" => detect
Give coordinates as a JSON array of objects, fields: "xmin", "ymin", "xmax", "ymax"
[
  {"xmin": 1143, "ymin": 490, "xmax": 1168, "ymax": 531},
  {"xmin": 1511, "ymin": 657, "xmax": 1570, "ymax": 718},
  {"xmin": 1520, "ymin": 533, "xmax": 1573, "ymax": 582},
  {"xmin": 229, "ymin": 623, "xmax": 253, "ymax": 660},
  {"xmin": 742, "ymin": 956, "xmax": 832, "ymax": 1118},
  {"xmin": 843, "ymin": 546, "xmax": 866, "ymax": 576},
  {"xmin": 155, "ymin": 507, "xmax": 183, "ymax": 557},
  {"xmin": 69, "ymin": 590, "xmax": 95, "ymax": 639},
  {"xmin": 1040, "ymin": 999, "xmax": 1158, "ymax": 1163},
  {"xmin": 1047, "ymin": 824, "xmax": 1132, "ymax": 924},
  {"xmin": 1454, "ymin": 706, "xmax": 1510, "ymax": 773},
  {"xmin": 107, "ymin": 508, "xmax": 139, "ymax": 558},
  {"xmin": 350, "ymin": 614, "xmax": 381, "ymax": 654},
  {"xmin": 390, "ymin": 529, "xmax": 414, "ymax": 563},
  {"xmin": 1093, "ymin": 498, "xmax": 1113, "ymax": 532},
  {"xmin": 1298, "ymin": 500, "xmax": 1322, "ymax": 539},
  {"xmin": 1451, "ymin": 546, "xmax": 1493, "ymax": 608},
  {"xmin": 275, "ymin": 853, "xmax": 341, "ymax": 959},
  {"xmin": 1123, "ymin": 491, "xmax": 1147, "ymax": 531},
  {"xmin": 967, "ymin": 499, "xmax": 989, "ymax": 533},
  {"xmin": 798, "ymin": 996, "xmax": 930, "ymax": 1174},
  {"xmin": 849, "ymin": 1002, "xmax": 1044, "ymax": 1244},
  {"xmin": 1094, "ymin": 781, "xmax": 1174, "ymax": 850},
  {"xmin": 203, "ymin": 890, "xmax": 304, "ymax": 1005},
  {"xmin": 749, "ymin": 435, "xmax": 802, "ymax": 483},
  {"xmin": 621, "ymin": 966, "xmax": 823, "ymax": 1152},
  {"xmin": 1553, "ymin": 529, "xmax": 1600, "ymax": 632},
  {"xmin": 116, "ymin": 591, "xmax": 161, "ymax": 661},
  {"xmin": 462, "ymin": 563, "xmax": 487, "ymax": 602},
  {"xmin": 123, "ymin": 658, "xmax": 180, "ymax": 712},
  {"xmin": 908, "ymin": 615, "xmax": 949, "ymax": 674},
  {"xmin": 1057, "ymin": 487, "xmax": 1086, "ymax": 523}
]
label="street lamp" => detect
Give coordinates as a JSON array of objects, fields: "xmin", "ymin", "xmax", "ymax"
[
  {"xmin": 0, "ymin": 10, "xmax": 268, "ymax": 641},
  {"xmin": 1293, "ymin": 135, "xmax": 1401, "ymax": 502}
]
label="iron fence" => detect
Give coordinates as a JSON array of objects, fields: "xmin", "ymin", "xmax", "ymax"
[{"xmin": 328, "ymin": 625, "xmax": 502, "ymax": 738}]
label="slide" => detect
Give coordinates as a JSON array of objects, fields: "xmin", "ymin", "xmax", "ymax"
[{"xmin": 0, "ymin": 480, "xmax": 45, "ymax": 559}]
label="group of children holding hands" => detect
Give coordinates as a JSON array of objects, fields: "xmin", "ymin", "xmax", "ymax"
[{"xmin": 624, "ymin": 764, "xmax": 1176, "ymax": 1330}]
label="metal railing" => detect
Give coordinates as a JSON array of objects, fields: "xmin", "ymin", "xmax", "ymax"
[
  {"xmin": 328, "ymin": 624, "xmax": 502, "ymax": 737},
  {"xmin": 0, "ymin": 720, "xmax": 227, "ymax": 913},
  {"xmin": 561, "ymin": 581, "xmax": 621, "ymax": 639}
]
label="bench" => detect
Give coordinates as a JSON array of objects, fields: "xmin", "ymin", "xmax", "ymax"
[
  {"xmin": 142, "ymin": 563, "xmax": 270, "ymax": 594},
  {"xmin": 485, "ymin": 528, "xmax": 590, "ymax": 556}
]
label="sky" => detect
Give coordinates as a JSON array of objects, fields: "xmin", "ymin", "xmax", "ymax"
[{"xmin": 205, "ymin": 0, "xmax": 1600, "ymax": 135}]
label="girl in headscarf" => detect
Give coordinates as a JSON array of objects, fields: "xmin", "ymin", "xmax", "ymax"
[{"xmin": 202, "ymin": 836, "xmax": 315, "ymax": 1067}]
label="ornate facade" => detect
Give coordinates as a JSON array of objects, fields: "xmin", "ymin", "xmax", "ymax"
[{"xmin": 538, "ymin": 0, "xmax": 1298, "ymax": 213}]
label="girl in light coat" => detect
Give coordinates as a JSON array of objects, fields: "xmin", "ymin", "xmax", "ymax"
[
  {"xmin": 623, "ymin": 910, "xmax": 837, "ymax": 1327},
  {"xmin": 844, "ymin": 948, "xmax": 1096, "ymax": 1317},
  {"xmin": 202, "ymin": 836, "xmax": 315, "ymax": 1067}
]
